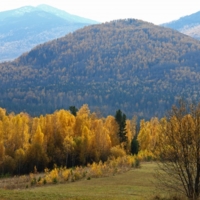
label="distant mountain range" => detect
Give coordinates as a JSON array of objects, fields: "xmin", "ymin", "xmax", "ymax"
[
  {"xmin": 162, "ymin": 11, "xmax": 200, "ymax": 40},
  {"xmin": 0, "ymin": 4, "xmax": 98, "ymax": 62},
  {"xmin": 1, "ymin": 19, "xmax": 200, "ymax": 118}
]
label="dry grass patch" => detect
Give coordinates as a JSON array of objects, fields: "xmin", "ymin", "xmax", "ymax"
[{"xmin": 0, "ymin": 162, "xmax": 168, "ymax": 200}]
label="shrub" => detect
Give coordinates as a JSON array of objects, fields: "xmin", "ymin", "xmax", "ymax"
[
  {"xmin": 61, "ymin": 169, "xmax": 70, "ymax": 181},
  {"xmin": 110, "ymin": 146, "xmax": 126, "ymax": 158},
  {"xmin": 39, "ymin": 155, "xmax": 140, "ymax": 187},
  {"xmin": 49, "ymin": 168, "xmax": 59, "ymax": 183}
]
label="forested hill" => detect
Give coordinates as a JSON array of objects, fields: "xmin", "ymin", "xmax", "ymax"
[{"xmin": 1, "ymin": 19, "xmax": 200, "ymax": 118}]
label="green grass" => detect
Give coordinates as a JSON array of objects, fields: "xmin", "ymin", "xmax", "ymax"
[{"xmin": 0, "ymin": 162, "xmax": 171, "ymax": 200}]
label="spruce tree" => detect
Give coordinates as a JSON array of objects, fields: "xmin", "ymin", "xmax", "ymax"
[
  {"xmin": 115, "ymin": 109, "xmax": 127, "ymax": 145},
  {"xmin": 69, "ymin": 106, "xmax": 78, "ymax": 116},
  {"xmin": 131, "ymin": 136, "xmax": 139, "ymax": 155}
]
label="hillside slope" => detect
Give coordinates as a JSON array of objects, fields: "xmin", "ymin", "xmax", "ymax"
[
  {"xmin": 1, "ymin": 19, "xmax": 200, "ymax": 118},
  {"xmin": 162, "ymin": 11, "xmax": 200, "ymax": 40},
  {"xmin": 0, "ymin": 5, "xmax": 97, "ymax": 62}
]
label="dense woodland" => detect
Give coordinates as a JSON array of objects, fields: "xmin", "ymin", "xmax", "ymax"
[
  {"xmin": 0, "ymin": 104, "xmax": 139, "ymax": 175},
  {"xmin": 1, "ymin": 99, "xmax": 200, "ymax": 199},
  {"xmin": 1, "ymin": 19, "xmax": 200, "ymax": 118}
]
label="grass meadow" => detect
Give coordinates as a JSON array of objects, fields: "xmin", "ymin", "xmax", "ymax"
[{"xmin": 0, "ymin": 162, "xmax": 180, "ymax": 200}]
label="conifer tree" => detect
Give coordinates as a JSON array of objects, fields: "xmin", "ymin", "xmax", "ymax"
[
  {"xmin": 131, "ymin": 136, "xmax": 139, "ymax": 155},
  {"xmin": 69, "ymin": 106, "xmax": 78, "ymax": 116},
  {"xmin": 115, "ymin": 110, "xmax": 127, "ymax": 146}
]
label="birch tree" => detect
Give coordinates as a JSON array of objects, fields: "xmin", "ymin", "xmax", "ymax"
[{"xmin": 156, "ymin": 101, "xmax": 200, "ymax": 199}]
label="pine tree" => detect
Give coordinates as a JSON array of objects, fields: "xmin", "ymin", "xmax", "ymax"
[
  {"xmin": 131, "ymin": 136, "xmax": 139, "ymax": 155},
  {"xmin": 69, "ymin": 106, "xmax": 78, "ymax": 116},
  {"xmin": 115, "ymin": 110, "xmax": 127, "ymax": 146}
]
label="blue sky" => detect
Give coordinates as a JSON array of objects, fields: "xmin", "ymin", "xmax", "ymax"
[{"xmin": 0, "ymin": 0, "xmax": 200, "ymax": 24}]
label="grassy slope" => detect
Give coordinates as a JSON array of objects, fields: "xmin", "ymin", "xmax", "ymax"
[{"xmin": 0, "ymin": 163, "xmax": 169, "ymax": 200}]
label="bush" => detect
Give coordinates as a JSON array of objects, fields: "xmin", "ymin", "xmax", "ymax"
[
  {"xmin": 110, "ymin": 146, "xmax": 126, "ymax": 158},
  {"xmin": 61, "ymin": 169, "xmax": 70, "ymax": 181},
  {"xmin": 39, "ymin": 155, "xmax": 140, "ymax": 187}
]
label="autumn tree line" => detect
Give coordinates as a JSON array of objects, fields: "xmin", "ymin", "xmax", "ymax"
[
  {"xmin": 0, "ymin": 104, "xmax": 138, "ymax": 175},
  {"xmin": 1, "ymin": 99, "xmax": 200, "ymax": 199},
  {"xmin": 137, "ymin": 101, "xmax": 200, "ymax": 200}
]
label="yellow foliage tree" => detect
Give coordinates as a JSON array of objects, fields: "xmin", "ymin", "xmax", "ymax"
[
  {"xmin": 80, "ymin": 125, "xmax": 93, "ymax": 164},
  {"xmin": 63, "ymin": 135, "xmax": 75, "ymax": 167},
  {"xmin": 32, "ymin": 125, "xmax": 44, "ymax": 145},
  {"xmin": 137, "ymin": 117, "xmax": 161, "ymax": 156},
  {"xmin": 156, "ymin": 101, "xmax": 200, "ymax": 199},
  {"xmin": 92, "ymin": 119, "xmax": 111, "ymax": 161},
  {"xmin": 14, "ymin": 148, "xmax": 25, "ymax": 175},
  {"xmin": 104, "ymin": 116, "xmax": 119, "ymax": 147}
]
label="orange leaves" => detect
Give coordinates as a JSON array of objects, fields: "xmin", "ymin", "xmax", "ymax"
[
  {"xmin": 0, "ymin": 105, "xmax": 134, "ymax": 174},
  {"xmin": 54, "ymin": 109, "xmax": 75, "ymax": 138},
  {"xmin": 0, "ymin": 108, "xmax": 6, "ymax": 120},
  {"xmin": 32, "ymin": 125, "xmax": 44, "ymax": 145},
  {"xmin": 138, "ymin": 118, "xmax": 161, "ymax": 155},
  {"xmin": 92, "ymin": 119, "xmax": 112, "ymax": 161},
  {"xmin": 104, "ymin": 116, "xmax": 119, "ymax": 147}
]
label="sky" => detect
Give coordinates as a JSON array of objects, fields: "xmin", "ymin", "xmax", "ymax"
[{"xmin": 0, "ymin": 0, "xmax": 200, "ymax": 24}]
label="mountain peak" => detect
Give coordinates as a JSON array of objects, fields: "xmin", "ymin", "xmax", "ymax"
[
  {"xmin": 0, "ymin": 5, "xmax": 98, "ymax": 62},
  {"xmin": 37, "ymin": 4, "xmax": 98, "ymax": 24},
  {"xmin": 161, "ymin": 10, "xmax": 200, "ymax": 40},
  {"xmin": 14, "ymin": 6, "xmax": 36, "ymax": 14}
]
